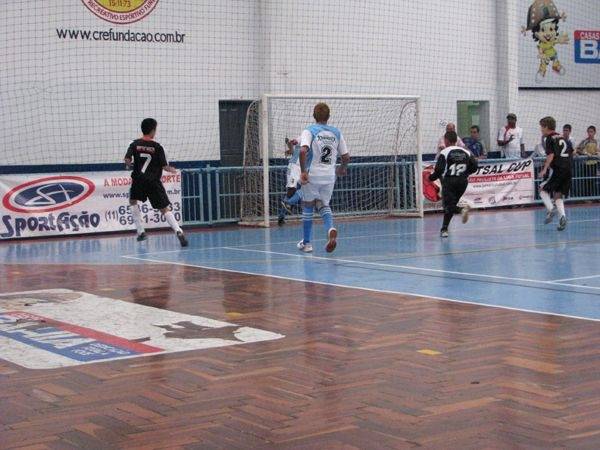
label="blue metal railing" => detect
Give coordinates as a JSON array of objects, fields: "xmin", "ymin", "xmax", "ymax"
[{"xmin": 181, "ymin": 156, "xmax": 600, "ymax": 225}]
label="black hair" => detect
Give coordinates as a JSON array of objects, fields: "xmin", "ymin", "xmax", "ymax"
[
  {"xmin": 563, "ymin": 124, "xmax": 572, "ymax": 131},
  {"xmin": 470, "ymin": 125, "xmax": 480, "ymax": 132},
  {"xmin": 444, "ymin": 131, "xmax": 458, "ymax": 144},
  {"xmin": 588, "ymin": 126, "xmax": 597, "ymax": 132},
  {"xmin": 532, "ymin": 18, "xmax": 559, "ymax": 42},
  {"xmin": 141, "ymin": 118, "xmax": 157, "ymax": 135}
]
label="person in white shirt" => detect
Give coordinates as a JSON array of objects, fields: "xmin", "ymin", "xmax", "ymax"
[
  {"xmin": 437, "ymin": 123, "xmax": 465, "ymax": 153},
  {"xmin": 298, "ymin": 103, "xmax": 350, "ymax": 254},
  {"xmin": 497, "ymin": 113, "xmax": 525, "ymax": 159}
]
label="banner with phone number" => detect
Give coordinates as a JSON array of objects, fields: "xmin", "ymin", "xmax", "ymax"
[{"xmin": 0, "ymin": 172, "xmax": 181, "ymax": 240}]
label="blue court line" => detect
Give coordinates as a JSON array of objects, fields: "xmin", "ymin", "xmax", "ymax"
[
  {"xmin": 120, "ymin": 218, "xmax": 600, "ymax": 258},
  {"xmin": 219, "ymin": 247, "xmax": 600, "ymax": 294},
  {"xmin": 121, "ymin": 253, "xmax": 600, "ymax": 323}
]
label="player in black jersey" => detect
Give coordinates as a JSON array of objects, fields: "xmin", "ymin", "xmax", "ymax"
[
  {"xmin": 539, "ymin": 116, "xmax": 573, "ymax": 231},
  {"xmin": 429, "ymin": 131, "xmax": 479, "ymax": 237},
  {"xmin": 124, "ymin": 118, "xmax": 188, "ymax": 246}
]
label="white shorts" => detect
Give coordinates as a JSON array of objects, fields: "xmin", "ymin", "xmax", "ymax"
[
  {"xmin": 286, "ymin": 164, "xmax": 301, "ymax": 188},
  {"xmin": 302, "ymin": 182, "xmax": 334, "ymax": 206}
]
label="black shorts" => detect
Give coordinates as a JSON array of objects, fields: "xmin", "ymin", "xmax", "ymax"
[
  {"xmin": 541, "ymin": 168, "xmax": 571, "ymax": 197},
  {"xmin": 441, "ymin": 177, "xmax": 469, "ymax": 210},
  {"xmin": 130, "ymin": 178, "xmax": 171, "ymax": 210}
]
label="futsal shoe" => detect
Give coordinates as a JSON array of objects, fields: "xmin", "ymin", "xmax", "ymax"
[
  {"xmin": 557, "ymin": 216, "xmax": 567, "ymax": 231},
  {"xmin": 461, "ymin": 205, "xmax": 470, "ymax": 224},
  {"xmin": 297, "ymin": 240, "xmax": 313, "ymax": 253},
  {"xmin": 440, "ymin": 230, "xmax": 449, "ymax": 238},
  {"xmin": 325, "ymin": 228, "xmax": 338, "ymax": 253},
  {"xmin": 136, "ymin": 232, "xmax": 147, "ymax": 242},
  {"xmin": 544, "ymin": 208, "xmax": 556, "ymax": 224},
  {"xmin": 177, "ymin": 231, "xmax": 189, "ymax": 247}
]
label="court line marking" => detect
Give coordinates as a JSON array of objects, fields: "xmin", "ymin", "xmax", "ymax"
[
  {"xmin": 120, "ymin": 217, "xmax": 600, "ymax": 258},
  {"xmin": 220, "ymin": 247, "xmax": 600, "ymax": 294},
  {"xmin": 120, "ymin": 254, "xmax": 600, "ymax": 323},
  {"xmin": 552, "ymin": 274, "xmax": 600, "ymax": 283}
]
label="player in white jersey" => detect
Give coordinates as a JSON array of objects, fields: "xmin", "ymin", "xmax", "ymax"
[
  {"xmin": 278, "ymin": 136, "xmax": 304, "ymax": 225},
  {"xmin": 297, "ymin": 103, "xmax": 350, "ymax": 253}
]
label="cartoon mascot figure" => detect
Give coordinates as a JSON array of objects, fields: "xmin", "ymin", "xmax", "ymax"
[{"xmin": 523, "ymin": 0, "xmax": 569, "ymax": 83}]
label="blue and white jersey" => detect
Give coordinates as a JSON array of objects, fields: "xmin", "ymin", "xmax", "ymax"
[{"xmin": 300, "ymin": 124, "xmax": 348, "ymax": 184}]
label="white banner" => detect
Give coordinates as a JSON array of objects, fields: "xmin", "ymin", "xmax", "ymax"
[
  {"xmin": 0, "ymin": 171, "xmax": 182, "ymax": 239},
  {"xmin": 463, "ymin": 158, "xmax": 536, "ymax": 208}
]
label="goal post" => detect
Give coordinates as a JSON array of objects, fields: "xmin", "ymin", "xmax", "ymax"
[{"xmin": 240, "ymin": 94, "xmax": 423, "ymax": 227}]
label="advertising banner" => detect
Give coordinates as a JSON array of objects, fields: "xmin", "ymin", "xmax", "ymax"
[
  {"xmin": 0, "ymin": 171, "xmax": 182, "ymax": 239},
  {"xmin": 519, "ymin": 0, "xmax": 600, "ymax": 88},
  {"xmin": 464, "ymin": 158, "xmax": 535, "ymax": 208}
]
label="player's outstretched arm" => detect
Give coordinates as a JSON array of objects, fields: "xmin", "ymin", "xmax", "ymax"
[
  {"xmin": 124, "ymin": 144, "xmax": 134, "ymax": 169},
  {"xmin": 429, "ymin": 155, "xmax": 446, "ymax": 181},
  {"xmin": 539, "ymin": 153, "xmax": 554, "ymax": 178},
  {"xmin": 284, "ymin": 137, "xmax": 297, "ymax": 156},
  {"xmin": 467, "ymin": 154, "xmax": 479, "ymax": 175},
  {"xmin": 336, "ymin": 153, "xmax": 350, "ymax": 176},
  {"xmin": 163, "ymin": 165, "xmax": 177, "ymax": 174},
  {"xmin": 299, "ymin": 146, "xmax": 309, "ymax": 184}
]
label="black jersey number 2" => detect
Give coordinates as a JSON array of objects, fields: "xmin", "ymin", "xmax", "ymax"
[{"xmin": 320, "ymin": 146, "xmax": 333, "ymax": 164}]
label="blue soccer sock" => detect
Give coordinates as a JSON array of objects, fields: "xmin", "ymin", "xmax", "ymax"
[
  {"xmin": 287, "ymin": 189, "xmax": 302, "ymax": 205},
  {"xmin": 319, "ymin": 205, "xmax": 333, "ymax": 231},
  {"xmin": 302, "ymin": 205, "xmax": 314, "ymax": 243}
]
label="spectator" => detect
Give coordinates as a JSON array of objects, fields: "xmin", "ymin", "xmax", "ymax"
[
  {"xmin": 576, "ymin": 126, "xmax": 599, "ymax": 156},
  {"xmin": 562, "ymin": 124, "xmax": 574, "ymax": 153},
  {"xmin": 437, "ymin": 123, "xmax": 464, "ymax": 153},
  {"xmin": 497, "ymin": 113, "xmax": 525, "ymax": 159},
  {"xmin": 463, "ymin": 125, "xmax": 487, "ymax": 159}
]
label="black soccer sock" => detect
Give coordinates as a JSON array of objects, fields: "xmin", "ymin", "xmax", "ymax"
[{"xmin": 442, "ymin": 212, "xmax": 453, "ymax": 230}]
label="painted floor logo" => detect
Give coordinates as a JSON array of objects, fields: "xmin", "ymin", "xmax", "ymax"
[
  {"xmin": 0, "ymin": 289, "xmax": 284, "ymax": 369},
  {"xmin": 82, "ymin": 0, "xmax": 160, "ymax": 25}
]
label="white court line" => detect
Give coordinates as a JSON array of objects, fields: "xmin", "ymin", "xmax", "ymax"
[
  {"xmin": 220, "ymin": 247, "xmax": 600, "ymax": 293},
  {"xmin": 120, "ymin": 218, "xmax": 600, "ymax": 258},
  {"xmin": 552, "ymin": 274, "xmax": 600, "ymax": 283},
  {"xmin": 121, "ymin": 254, "xmax": 600, "ymax": 323}
]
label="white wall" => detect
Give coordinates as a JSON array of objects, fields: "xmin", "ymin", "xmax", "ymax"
[{"xmin": 2, "ymin": 0, "xmax": 598, "ymax": 165}]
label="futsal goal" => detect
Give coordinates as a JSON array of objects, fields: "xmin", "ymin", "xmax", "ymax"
[{"xmin": 240, "ymin": 94, "xmax": 423, "ymax": 227}]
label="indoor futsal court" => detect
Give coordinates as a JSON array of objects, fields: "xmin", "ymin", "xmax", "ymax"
[
  {"xmin": 2, "ymin": 206, "xmax": 600, "ymax": 448},
  {"xmin": 3, "ymin": 0, "xmax": 600, "ymax": 449}
]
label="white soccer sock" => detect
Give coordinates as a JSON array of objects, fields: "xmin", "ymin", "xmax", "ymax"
[
  {"xmin": 131, "ymin": 204, "xmax": 145, "ymax": 234},
  {"xmin": 555, "ymin": 198, "xmax": 566, "ymax": 218},
  {"xmin": 164, "ymin": 211, "xmax": 182, "ymax": 234},
  {"xmin": 539, "ymin": 190, "xmax": 554, "ymax": 211}
]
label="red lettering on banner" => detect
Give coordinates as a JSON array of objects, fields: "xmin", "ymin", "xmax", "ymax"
[{"xmin": 470, "ymin": 172, "xmax": 532, "ymax": 183}]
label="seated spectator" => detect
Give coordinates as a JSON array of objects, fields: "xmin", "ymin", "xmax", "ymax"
[
  {"xmin": 463, "ymin": 125, "xmax": 487, "ymax": 159},
  {"xmin": 562, "ymin": 124, "xmax": 574, "ymax": 153},
  {"xmin": 437, "ymin": 123, "xmax": 464, "ymax": 153},
  {"xmin": 497, "ymin": 113, "xmax": 524, "ymax": 159},
  {"xmin": 576, "ymin": 126, "xmax": 599, "ymax": 157}
]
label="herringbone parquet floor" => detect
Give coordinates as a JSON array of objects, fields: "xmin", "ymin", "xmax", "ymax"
[{"xmin": 1, "ymin": 262, "xmax": 599, "ymax": 449}]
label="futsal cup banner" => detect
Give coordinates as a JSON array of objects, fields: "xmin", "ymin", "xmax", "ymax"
[
  {"xmin": 464, "ymin": 158, "xmax": 535, "ymax": 208},
  {"xmin": 0, "ymin": 172, "xmax": 181, "ymax": 239}
]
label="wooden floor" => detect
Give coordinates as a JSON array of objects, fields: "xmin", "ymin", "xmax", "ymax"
[{"xmin": 2, "ymin": 262, "xmax": 600, "ymax": 449}]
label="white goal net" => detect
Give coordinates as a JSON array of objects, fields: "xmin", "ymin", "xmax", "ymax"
[{"xmin": 240, "ymin": 95, "xmax": 422, "ymax": 226}]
